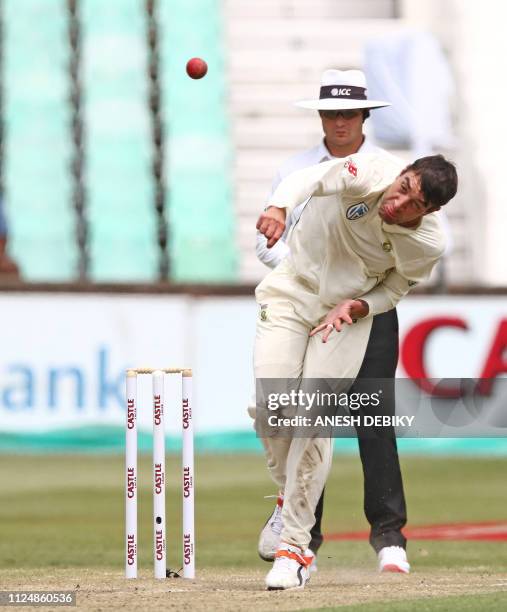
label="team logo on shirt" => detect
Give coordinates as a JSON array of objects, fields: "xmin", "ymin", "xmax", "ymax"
[
  {"xmin": 346, "ymin": 202, "xmax": 369, "ymax": 220},
  {"xmin": 344, "ymin": 160, "xmax": 358, "ymax": 177},
  {"xmin": 260, "ymin": 304, "xmax": 268, "ymax": 321}
]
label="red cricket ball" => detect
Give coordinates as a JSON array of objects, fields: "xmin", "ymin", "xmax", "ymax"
[{"xmin": 186, "ymin": 58, "xmax": 208, "ymax": 79}]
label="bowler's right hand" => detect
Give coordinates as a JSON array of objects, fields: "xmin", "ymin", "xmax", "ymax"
[{"xmin": 256, "ymin": 206, "xmax": 286, "ymax": 248}]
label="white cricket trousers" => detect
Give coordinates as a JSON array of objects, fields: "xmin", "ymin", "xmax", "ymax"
[{"xmin": 254, "ymin": 263, "xmax": 373, "ymax": 550}]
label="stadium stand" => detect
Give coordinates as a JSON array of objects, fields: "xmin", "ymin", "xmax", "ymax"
[
  {"xmin": 3, "ymin": 0, "xmax": 236, "ymax": 283},
  {"xmin": 158, "ymin": 0, "xmax": 236, "ymax": 282},
  {"xmin": 0, "ymin": 0, "xmax": 475, "ymax": 287},
  {"xmin": 4, "ymin": 0, "xmax": 76, "ymax": 280},
  {"xmin": 82, "ymin": 0, "xmax": 158, "ymax": 282}
]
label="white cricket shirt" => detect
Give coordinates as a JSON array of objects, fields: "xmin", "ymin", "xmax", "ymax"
[
  {"xmin": 265, "ymin": 152, "xmax": 446, "ymax": 315},
  {"xmin": 256, "ymin": 138, "xmax": 390, "ymax": 268}
]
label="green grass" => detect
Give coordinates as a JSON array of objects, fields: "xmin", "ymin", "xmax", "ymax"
[
  {"xmin": 0, "ymin": 454, "xmax": 506, "ymax": 573},
  {"xmin": 307, "ymin": 591, "xmax": 507, "ymax": 611}
]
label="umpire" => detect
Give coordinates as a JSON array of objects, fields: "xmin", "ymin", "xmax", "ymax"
[{"xmin": 256, "ymin": 69, "xmax": 409, "ymax": 574}]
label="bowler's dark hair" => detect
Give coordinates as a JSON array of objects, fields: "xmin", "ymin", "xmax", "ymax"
[{"xmin": 403, "ymin": 155, "xmax": 458, "ymax": 208}]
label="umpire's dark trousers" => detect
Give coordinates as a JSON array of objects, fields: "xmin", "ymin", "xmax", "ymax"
[{"xmin": 309, "ymin": 308, "xmax": 407, "ymax": 554}]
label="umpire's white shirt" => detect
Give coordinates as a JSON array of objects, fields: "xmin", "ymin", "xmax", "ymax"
[{"xmin": 256, "ymin": 137, "xmax": 386, "ymax": 268}]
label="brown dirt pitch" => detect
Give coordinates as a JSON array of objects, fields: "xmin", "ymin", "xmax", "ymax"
[{"xmin": 1, "ymin": 567, "xmax": 506, "ymax": 612}]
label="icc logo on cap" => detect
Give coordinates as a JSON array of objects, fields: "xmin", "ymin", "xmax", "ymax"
[{"xmin": 346, "ymin": 202, "xmax": 369, "ymax": 220}]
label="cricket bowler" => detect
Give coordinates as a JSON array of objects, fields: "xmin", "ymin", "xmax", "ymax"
[{"xmin": 255, "ymin": 152, "xmax": 458, "ymax": 590}]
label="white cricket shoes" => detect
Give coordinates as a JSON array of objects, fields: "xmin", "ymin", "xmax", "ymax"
[
  {"xmin": 258, "ymin": 495, "xmax": 284, "ymax": 561},
  {"xmin": 258, "ymin": 495, "xmax": 318, "ymax": 573},
  {"xmin": 378, "ymin": 545, "xmax": 410, "ymax": 573},
  {"xmin": 265, "ymin": 543, "xmax": 314, "ymax": 591}
]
